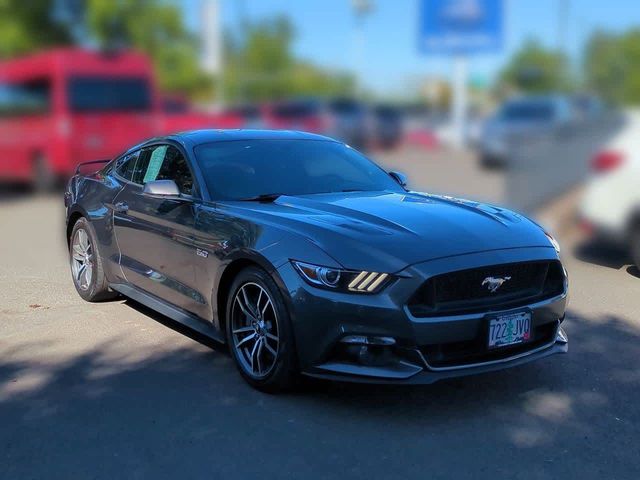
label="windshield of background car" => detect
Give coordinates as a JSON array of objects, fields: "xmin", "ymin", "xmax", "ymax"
[
  {"xmin": 0, "ymin": 80, "xmax": 51, "ymax": 117},
  {"xmin": 194, "ymin": 139, "xmax": 404, "ymax": 200},
  {"xmin": 67, "ymin": 76, "xmax": 152, "ymax": 112},
  {"xmin": 500, "ymin": 101, "xmax": 555, "ymax": 122},
  {"xmin": 272, "ymin": 102, "xmax": 319, "ymax": 119}
]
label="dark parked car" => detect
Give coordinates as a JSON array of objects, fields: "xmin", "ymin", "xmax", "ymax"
[
  {"xmin": 65, "ymin": 129, "xmax": 568, "ymax": 391},
  {"xmin": 265, "ymin": 98, "xmax": 370, "ymax": 149},
  {"xmin": 372, "ymin": 104, "xmax": 404, "ymax": 149}
]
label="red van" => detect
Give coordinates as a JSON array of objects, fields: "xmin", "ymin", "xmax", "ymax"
[{"xmin": 0, "ymin": 48, "xmax": 241, "ymax": 189}]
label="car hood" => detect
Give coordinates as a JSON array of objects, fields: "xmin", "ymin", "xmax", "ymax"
[{"xmin": 226, "ymin": 191, "xmax": 553, "ymax": 272}]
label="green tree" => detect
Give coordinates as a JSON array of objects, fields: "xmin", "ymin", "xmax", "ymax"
[
  {"xmin": 0, "ymin": 0, "xmax": 211, "ymax": 99},
  {"xmin": 223, "ymin": 15, "xmax": 354, "ymax": 103},
  {"xmin": 0, "ymin": 0, "xmax": 73, "ymax": 58},
  {"xmin": 584, "ymin": 29, "xmax": 640, "ymax": 105},
  {"xmin": 86, "ymin": 0, "xmax": 212, "ymax": 99},
  {"xmin": 499, "ymin": 39, "xmax": 571, "ymax": 94}
]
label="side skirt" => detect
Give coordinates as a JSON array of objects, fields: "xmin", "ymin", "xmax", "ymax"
[{"xmin": 110, "ymin": 282, "xmax": 226, "ymax": 345}]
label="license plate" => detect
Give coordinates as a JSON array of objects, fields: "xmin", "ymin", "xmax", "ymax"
[{"xmin": 488, "ymin": 311, "xmax": 532, "ymax": 349}]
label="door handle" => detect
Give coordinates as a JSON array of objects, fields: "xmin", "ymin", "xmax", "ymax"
[{"xmin": 114, "ymin": 201, "xmax": 129, "ymax": 214}]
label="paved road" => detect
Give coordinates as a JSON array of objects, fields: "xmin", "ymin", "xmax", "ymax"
[
  {"xmin": 378, "ymin": 146, "xmax": 504, "ymax": 205},
  {"xmin": 1, "ymin": 158, "xmax": 639, "ymax": 478}
]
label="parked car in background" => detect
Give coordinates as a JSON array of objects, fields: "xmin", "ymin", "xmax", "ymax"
[
  {"xmin": 226, "ymin": 103, "xmax": 267, "ymax": 129},
  {"xmin": 0, "ymin": 48, "xmax": 240, "ymax": 190},
  {"xmin": 371, "ymin": 104, "xmax": 404, "ymax": 149},
  {"xmin": 478, "ymin": 95, "xmax": 574, "ymax": 167},
  {"xmin": 571, "ymin": 94, "xmax": 604, "ymax": 122},
  {"xmin": 580, "ymin": 109, "xmax": 640, "ymax": 269},
  {"xmin": 159, "ymin": 103, "xmax": 241, "ymax": 138},
  {"xmin": 265, "ymin": 97, "xmax": 370, "ymax": 150}
]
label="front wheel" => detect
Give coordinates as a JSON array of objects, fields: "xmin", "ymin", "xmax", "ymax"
[
  {"xmin": 631, "ymin": 225, "xmax": 640, "ymax": 271},
  {"xmin": 226, "ymin": 267, "xmax": 298, "ymax": 392}
]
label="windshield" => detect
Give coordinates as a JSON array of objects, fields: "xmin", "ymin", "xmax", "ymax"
[
  {"xmin": 0, "ymin": 80, "xmax": 51, "ymax": 117},
  {"xmin": 194, "ymin": 139, "xmax": 403, "ymax": 200},
  {"xmin": 67, "ymin": 76, "xmax": 152, "ymax": 112},
  {"xmin": 500, "ymin": 101, "xmax": 555, "ymax": 121}
]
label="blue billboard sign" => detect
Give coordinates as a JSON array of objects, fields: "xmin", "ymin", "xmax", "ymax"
[{"xmin": 418, "ymin": 0, "xmax": 504, "ymax": 54}]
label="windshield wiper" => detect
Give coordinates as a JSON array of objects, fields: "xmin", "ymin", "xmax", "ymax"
[{"xmin": 239, "ymin": 193, "xmax": 285, "ymax": 202}]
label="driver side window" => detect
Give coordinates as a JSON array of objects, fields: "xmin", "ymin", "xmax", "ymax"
[{"xmin": 133, "ymin": 145, "xmax": 195, "ymax": 196}]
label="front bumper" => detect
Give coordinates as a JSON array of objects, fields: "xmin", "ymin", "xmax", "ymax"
[{"xmin": 277, "ymin": 247, "xmax": 568, "ymax": 384}]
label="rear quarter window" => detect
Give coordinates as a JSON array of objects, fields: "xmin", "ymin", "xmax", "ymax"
[{"xmin": 114, "ymin": 151, "xmax": 140, "ymax": 181}]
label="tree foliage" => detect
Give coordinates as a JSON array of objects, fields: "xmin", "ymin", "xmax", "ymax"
[
  {"xmin": 223, "ymin": 15, "xmax": 354, "ymax": 102},
  {"xmin": 0, "ymin": 0, "xmax": 73, "ymax": 57},
  {"xmin": 584, "ymin": 29, "xmax": 640, "ymax": 105},
  {"xmin": 499, "ymin": 39, "xmax": 570, "ymax": 94},
  {"xmin": 86, "ymin": 0, "xmax": 212, "ymax": 98},
  {"xmin": 0, "ymin": 3, "xmax": 353, "ymax": 103},
  {"xmin": 0, "ymin": 0, "xmax": 211, "ymax": 98}
]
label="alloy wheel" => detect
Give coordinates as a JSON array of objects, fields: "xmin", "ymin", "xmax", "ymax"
[
  {"xmin": 231, "ymin": 282, "xmax": 280, "ymax": 378},
  {"xmin": 71, "ymin": 228, "xmax": 93, "ymax": 291}
]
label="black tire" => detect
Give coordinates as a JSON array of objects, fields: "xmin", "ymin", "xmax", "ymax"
[
  {"xmin": 480, "ymin": 154, "xmax": 506, "ymax": 170},
  {"xmin": 33, "ymin": 154, "xmax": 58, "ymax": 193},
  {"xmin": 631, "ymin": 226, "xmax": 640, "ymax": 271},
  {"xmin": 225, "ymin": 266, "xmax": 298, "ymax": 392},
  {"xmin": 69, "ymin": 217, "xmax": 117, "ymax": 302}
]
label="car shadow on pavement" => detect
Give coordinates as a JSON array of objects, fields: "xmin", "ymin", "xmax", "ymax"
[
  {"xmin": 573, "ymin": 238, "xmax": 633, "ymax": 271},
  {"xmin": 1, "ymin": 310, "xmax": 639, "ymax": 478},
  {"xmin": 122, "ymin": 298, "xmax": 226, "ymax": 352},
  {"xmin": 626, "ymin": 266, "xmax": 640, "ymax": 279},
  {"xmin": 0, "ymin": 183, "xmax": 32, "ymax": 202}
]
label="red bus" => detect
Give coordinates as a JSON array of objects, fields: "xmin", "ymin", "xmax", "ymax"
[{"xmin": 0, "ymin": 48, "xmax": 241, "ymax": 189}]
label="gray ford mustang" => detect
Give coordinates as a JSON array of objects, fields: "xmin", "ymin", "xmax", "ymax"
[{"xmin": 64, "ymin": 129, "xmax": 568, "ymax": 391}]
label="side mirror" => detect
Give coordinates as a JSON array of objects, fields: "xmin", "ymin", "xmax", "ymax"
[
  {"xmin": 389, "ymin": 171, "xmax": 408, "ymax": 188},
  {"xmin": 143, "ymin": 179, "xmax": 181, "ymax": 198}
]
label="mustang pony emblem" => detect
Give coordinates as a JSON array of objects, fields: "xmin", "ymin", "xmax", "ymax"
[{"xmin": 482, "ymin": 276, "xmax": 511, "ymax": 293}]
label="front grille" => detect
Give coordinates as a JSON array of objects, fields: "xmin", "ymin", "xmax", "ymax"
[
  {"xmin": 420, "ymin": 321, "xmax": 558, "ymax": 368},
  {"xmin": 408, "ymin": 260, "xmax": 565, "ymax": 317}
]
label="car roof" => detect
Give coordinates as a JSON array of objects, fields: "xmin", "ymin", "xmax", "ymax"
[
  {"xmin": 122, "ymin": 129, "xmax": 337, "ymax": 157},
  {"xmin": 178, "ymin": 129, "xmax": 335, "ymax": 146}
]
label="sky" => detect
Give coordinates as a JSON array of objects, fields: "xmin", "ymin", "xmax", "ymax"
[{"xmin": 184, "ymin": 0, "xmax": 640, "ymax": 95}]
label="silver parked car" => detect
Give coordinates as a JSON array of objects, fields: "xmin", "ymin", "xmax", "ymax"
[{"xmin": 479, "ymin": 95, "xmax": 574, "ymax": 167}]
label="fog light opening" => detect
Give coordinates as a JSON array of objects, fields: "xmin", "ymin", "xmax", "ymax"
[
  {"xmin": 340, "ymin": 335, "xmax": 396, "ymax": 346},
  {"xmin": 340, "ymin": 336, "xmax": 397, "ymax": 366}
]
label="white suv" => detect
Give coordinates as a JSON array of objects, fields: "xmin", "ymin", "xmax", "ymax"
[{"xmin": 580, "ymin": 109, "xmax": 640, "ymax": 268}]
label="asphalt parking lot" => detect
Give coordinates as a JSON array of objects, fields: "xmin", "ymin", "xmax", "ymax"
[{"xmin": 1, "ymin": 148, "xmax": 639, "ymax": 479}]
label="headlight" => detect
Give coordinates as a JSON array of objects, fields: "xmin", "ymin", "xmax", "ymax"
[
  {"xmin": 545, "ymin": 232, "xmax": 561, "ymax": 254},
  {"xmin": 292, "ymin": 261, "xmax": 391, "ymax": 293}
]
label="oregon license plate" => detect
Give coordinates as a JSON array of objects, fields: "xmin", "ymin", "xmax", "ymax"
[{"xmin": 488, "ymin": 311, "xmax": 532, "ymax": 349}]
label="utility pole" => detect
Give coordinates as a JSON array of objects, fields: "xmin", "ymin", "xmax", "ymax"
[
  {"xmin": 451, "ymin": 56, "xmax": 468, "ymax": 148},
  {"xmin": 201, "ymin": 0, "xmax": 224, "ymax": 107},
  {"xmin": 557, "ymin": 0, "xmax": 569, "ymax": 54},
  {"xmin": 235, "ymin": 0, "xmax": 249, "ymax": 103},
  {"xmin": 351, "ymin": 0, "xmax": 374, "ymax": 99}
]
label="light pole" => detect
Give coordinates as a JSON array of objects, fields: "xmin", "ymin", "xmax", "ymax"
[
  {"xmin": 351, "ymin": 0, "xmax": 374, "ymax": 99},
  {"xmin": 201, "ymin": 0, "xmax": 224, "ymax": 107}
]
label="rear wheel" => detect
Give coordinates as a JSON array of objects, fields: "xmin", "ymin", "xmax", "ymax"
[
  {"xmin": 226, "ymin": 266, "xmax": 298, "ymax": 392},
  {"xmin": 69, "ymin": 217, "xmax": 116, "ymax": 302}
]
